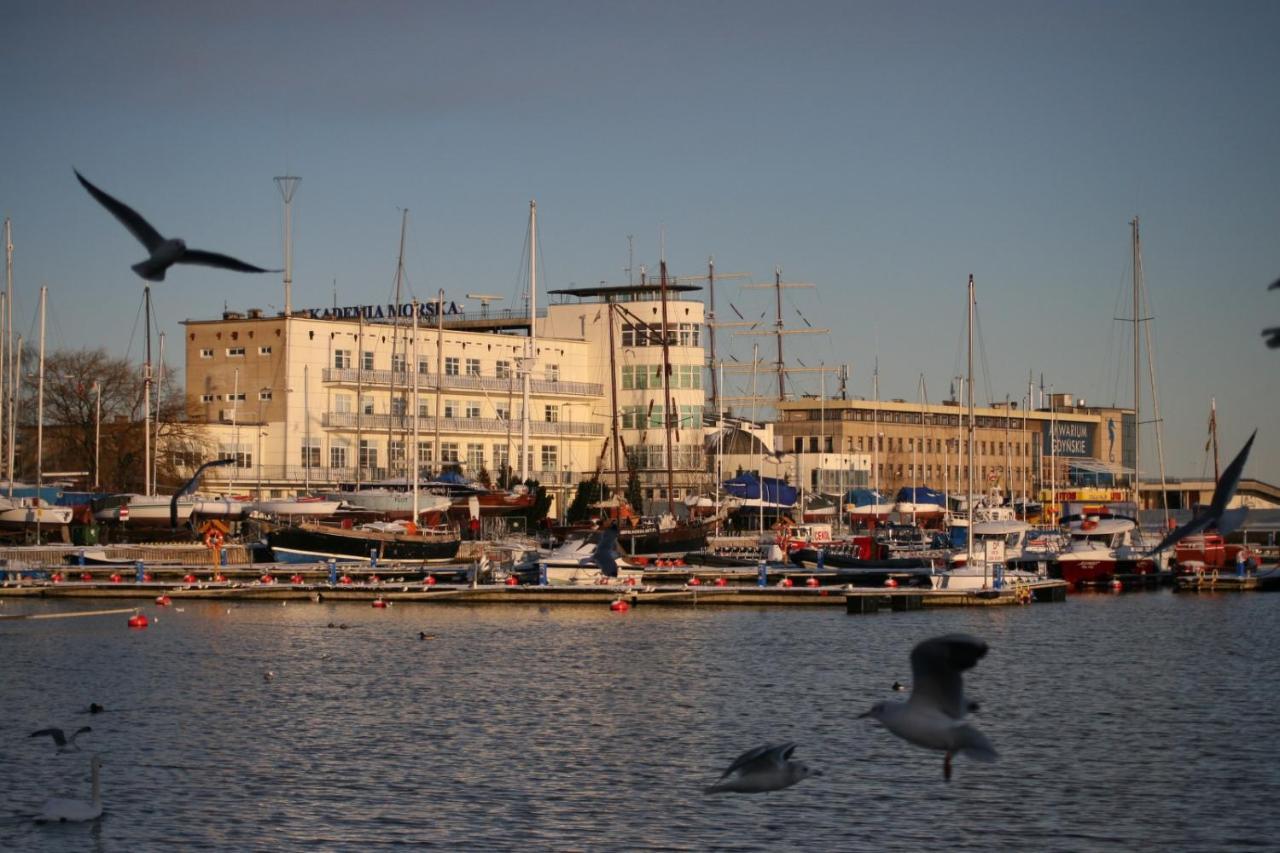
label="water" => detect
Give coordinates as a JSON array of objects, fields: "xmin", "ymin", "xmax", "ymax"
[{"xmin": 2, "ymin": 591, "xmax": 1278, "ymax": 851}]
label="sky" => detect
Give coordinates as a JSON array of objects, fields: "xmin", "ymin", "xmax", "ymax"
[{"xmin": 3, "ymin": 0, "xmax": 1278, "ymax": 482}]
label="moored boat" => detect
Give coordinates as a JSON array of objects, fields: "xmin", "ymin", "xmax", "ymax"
[
  {"xmin": 266, "ymin": 519, "xmax": 461, "ymax": 564},
  {"xmin": 1051, "ymin": 515, "xmax": 1156, "ymax": 587}
]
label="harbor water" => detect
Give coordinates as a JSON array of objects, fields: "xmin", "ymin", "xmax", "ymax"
[{"xmin": 2, "ymin": 591, "xmax": 1278, "ymax": 851}]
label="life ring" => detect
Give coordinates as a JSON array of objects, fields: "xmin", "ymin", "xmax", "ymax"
[{"xmin": 203, "ymin": 529, "xmax": 225, "ymax": 550}]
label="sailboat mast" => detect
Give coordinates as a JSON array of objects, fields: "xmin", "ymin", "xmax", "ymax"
[
  {"xmin": 606, "ymin": 299, "xmax": 622, "ymax": 495},
  {"xmin": 303, "ymin": 365, "xmax": 310, "ymax": 491},
  {"xmin": 36, "ymin": 286, "xmax": 46, "ymax": 513},
  {"xmin": 520, "ymin": 201, "xmax": 536, "ymax": 483},
  {"xmin": 966, "ymin": 275, "xmax": 974, "ymax": 571},
  {"xmin": 8, "ymin": 337, "xmax": 18, "ymax": 499},
  {"xmin": 434, "ymin": 289, "xmax": 444, "ymax": 478},
  {"xmin": 355, "ymin": 309, "xmax": 364, "ymax": 489},
  {"xmin": 659, "ymin": 260, "xmax": 676, "ymax": 516},
  {"xmin": 388, "ymin": 209, "xmax": 408, "ymax": 478},
  {"xmin": 1210, "ymin": 397, "xmax": 1220, "ymax": 482},
  {"xmin": 707, "ymin": 257, "xmax": 718, "ymax": 412},
  {"xmin": 412, "ymin": 299, "xmax": 420, "ymax": 518},
  {"xmin": 872, "ymin": 361, "xmax": 880, "ymax": 501},
  {"xmin": 143, "ymin": 285, "xmax": 152, "ymax": 496},
  {"xmin": 4, "ymin": 218, "xmax": 12, "ymax": 487},
  {"xmin": 154, "ymin": 331, "xmax": 164, "ymax": 493},
  {"xmin": 773, "ymin": 267, "xmax": 785, "ymax": 402},
  {"xmin": 1131, "ymin": 217, "xmax": 1141, "ymax": 507}
]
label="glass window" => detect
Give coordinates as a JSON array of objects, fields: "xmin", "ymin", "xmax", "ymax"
[
  {"xmin": 362, "ymin": 351, "xmax": 374, "ymax": 371},
  {"xmin": 359, "ymin": 440, "xmax": 377, "ymax": 468},
  {"xmin": 389, "ymin": 440, "xmax": 405, "ymax": 463},
  {"xmin": 392, "ymin": 353, "xmax": 406, "ymax": 373},
  {"xmin": 467, "ymin": 443, "xmax": 485, "ymax": 470},
  {"xmin": 545, "ymin": 364, "xmax": 560, "ymax": 382},
  {"xmin": 466, "ymin": 358, "xmax": 481, "ymax": 376},
  {"xmin": 334, "ymin": 349, "xmax": 351, "ymax": 369},
  {"xmin": 226, "ymin": 347, "xmax": 245, "ymax": 357},
  {"xmin": 445, "ymin": 357, "xmax": 459, "ymax": 376},
  {"xmin": 301, "ymin": 445, "xmax": 320, "ymax": 468},
  {"xmin": 496, "ymin": 360, "xmax": 511, "ymax": 379},
  {"xmin": 417, "ymin": 442, "xmax": 433, "ymax": 464},
  {"xmin": 330, "ymin": 445, "xmax": 347, "ymax": 468},
  {"xmin": 441, "ymin": 442, "xmax": 459, "ymax": 462},
  {"xmin": 540, "ymin": 445, "xmax": 557, "ymax": 471},
  {"xmin": 465, "ymin": 401, "xmax": 481, "ymax": 418},
  {"xmin": 444, "ymin": 400, "xmax": 459, "ymax": 418},
  {"xmin": 544, "ymin": 405, "xmax": 558, "ymax": 423},
  {"xmin": 495, "ymin": 405, "xmax": 509, "ymax": 420},
  {"xmin": 361, "ymin": 395, "xmax": 374, "ymax": 415},
  {"xmin": 200, "ymin": 348, "xmax": 213, "ymax": 358},
  {"xmin": 334, "ymin": 394, "xmax": 352, "ymax": 414},
  {"xmin": 418, "ymin": 357, "xmax": 430, "ymax": 374}
]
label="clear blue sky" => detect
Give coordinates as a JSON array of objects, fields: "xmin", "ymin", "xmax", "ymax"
[{"xmin": 4, "ymin": 0, "xmax": 1278, "ymax": 482}]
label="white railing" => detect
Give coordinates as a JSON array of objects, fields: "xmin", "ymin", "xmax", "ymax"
[{"xmin": 321, "ymin": 367, "xmax": 601, "ymax": 397}]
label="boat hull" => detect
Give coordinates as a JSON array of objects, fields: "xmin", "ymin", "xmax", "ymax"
[
  {"xmin": 267, "ymin": 523, "xmax": 460, "ymax": 563},
  {"xmin": 1054, "ymin": 555, "xmax": 1157, "ymax": 587}
]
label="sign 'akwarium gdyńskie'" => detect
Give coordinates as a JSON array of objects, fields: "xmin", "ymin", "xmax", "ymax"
[{"xmin": 1042, "ymin": 421, "xmax": 1093, "ymax": 457}]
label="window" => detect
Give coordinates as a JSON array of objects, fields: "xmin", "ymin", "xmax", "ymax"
[
  {"xmin": 221, "ymin": 445, "xmax": 252, "ymax": 469},
  {"xmin": 361, "ymin": 395, "xmax": 375, "ymax": 416},
  {"xmin": 466, "ymin": 358, "xmax": 481, "ymax": 377},
  {"xmin": 200, "ymin": 394, "xmax": 215, "ymax": 403},
  {"xmin": 417, "ymin": 442, "xmax": 433, "ymax": 464},
  {"xmin": 493, "ymin": 444, "xmax": 509, "ymax": 470},
  {"xmin": 359, "ymin": 440, "xmax": 377, "ymax": 468},
  {"xmin": 301, "ymin": 444, "xmax": 320, "ymax": 469},
  {"xmin": 389, "ymin": 440, "xmax": 405, "ymax": 464},
  {"xmin": 545, "ymin": 364, "xmax": 560, "ymax": 382},
  {"xmin": 540, "ymin": 445, "xmax": 557, "ymax": 471},
  {"xmin": 495, "ymin": 405, "xmax": 509, "ymax": 420},
  {"xmin": 391, "ymin": 398, "xmax": 406, "ymax": 417},
  {"xmin": 391, "ymin": 353, "xmax": 406, "ymax": 373},
  {"xmin": 440, "ymin": 442, "xmax": 459, "ymax": 463},
  {"xmin": 334, "ymin": 349, "xmax": 352, "ymax": 369},
  {"xmin": 418, "ymin": 357, "xmax": 430, "ymax": 374},
  {"xmin": 496, "ymin": 360, "xmax": 512, "ymax": 379},
  {"xmin": 362, "ymin": 351, "xmax": 374, "ymax": 371},
  {"xmin": 226, "ymin": 392, "xmax": 246, "ymax": 402},
  {"xmin": 334, "ymin": 394, "xmax": 352, "ymax": 414},
  {"xmin": 681, "ymin": 405, "xmax": 700, "ymax": 428},
  {"xmin": 465, "ymin": 401, "xmax": 481, "ymax": 419},
  {"xmin": 621, "ymin": 406, "xmax": 645, "ymax": 429},
  {"xmin": 199, "ymin": 348, "xmax": 213, "ymax": 359},
  {"xmin": 258, "ymin": 346, "xmax": 272, "ymax": 356},
  {"xmin": 444, "ymin": 400, "xmax": 459, "ymax": 418},
  {"xmin": 678, "ymin": 323, "xmax": 701, "ymax": 347},
  {"xmin": 621, "ymin": 324, "xmax": 636, "ymax": 347},
  {"xmin": 330, "ymin": 444, "xmax": 348, "ymax": 469},
  {"xmin": 259, "ymin": 390, "xmax": 272, "ymax": 401},
  {"xmin": 445, "ymin": 357, "xmax": 459, "ymax": 376},
  {"xmin": 226, "ymin": 347, "xmax": 245, "ymax": 357},
  {"xmin": 544, "ymin": 405, "xmax": 558, "ymax": 423},
  {"xmin": 418, "ymin": 401, "xmax": 430, "ymax": 418},
  {"xmin": 467, "ymin": 443, "xmax": 485, "ymax": 470}
]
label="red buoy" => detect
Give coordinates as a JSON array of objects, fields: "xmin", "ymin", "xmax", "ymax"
[
  {"xmin": 213, "ymin": 573, "xmax": 227, "ymax": 583},
  {"xmin": 51, "ymin": 572, "xmax": 63, "ymax": 583},
  {"xmin": 424, "ymin": 575, "xmax": 437, "ymax": 587},
  {"xmin": 780, "ymin": 577, "xmax": 794, "ymax": 588},
  {"xmin": 1111, "ymin": 578, "xmax": 1124, "ymax": 591},
  {"xmin": 340, "ymin": 575, "xmax": 353, "ymax": 585},
  {"xmin": 714, "ymin": 577, "xmax": 728, "ymax": 587},
  {"xmin": 143, "ymin": 572, "xmax": 154, "ymax": 582},
  {"xmin": 505, "ymin": 575, "xmax": 519, "ymax": 586},
  {"xmin": 688, "ymin": 577, "xmax": 702, "ymax": 586},
  {"xmin": 884, "ymin": 577, "xmax": 899, "ymax": 588},
  {"xmin": 183, "ymin": 573, "xmax": 197, "ymax": 584},
  {"xmin": 625, "ymin": 576, "xmax": 638, "ymax": 586},
  {"xmin": 609, "ymin": 599, "xmax": 630, "ymax": 612},
  {"xmin": 261, "ymin": 574, "xmax": 274, "ymax": 584},
  {"xmin": 290, "ymin": 574, "xmax": 304, "ymax": 584},
  {"xmin": 805, "ymin": 576, "xmax": 820, "ymax": 588},
  {"xmin": 127, "ymin": 613, "xmax": 149, "ymax": 629},
  {"xmin": 109, "ymin": 573, "xmax": 122, "ymax": 584},
  {"xmin": 370, "ymin": 575, "xmax": 380, "ymax": 584},
  {"xmin": 80, "ymin": 572, "xmax": 93, "ymax": 582},
  {"xmin": 372, "ymin": 598, "xmax": 388, "ymax": 608},
  {"xmin": 155, "ymin": 595, "xmax": 171, "ymax": 606}
]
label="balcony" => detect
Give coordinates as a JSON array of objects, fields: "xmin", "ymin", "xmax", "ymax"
[
  {"xmin": 322, "ymin": 367, "xmax": 601, "ymax": 398},
  {"xmin": 183, "ymin": 463, "xmax": 591, "ymax": 488},
  {"xmin": 321, "ymin": 411, "xmax": 604, "ymax": 437}
]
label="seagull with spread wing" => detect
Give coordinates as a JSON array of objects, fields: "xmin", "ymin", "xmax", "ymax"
[
  {"xmin": 170, "ymin": 458, "xmax": 237, "ymax": 527},
  {"xmin": 1146, "ymin": 430, "xmax": 1256, "ymax": 556},
  {"xmin": 704, "ymin": 742, "xmax": 821, "ymax": 794},
  {"xmin": 75, "ymin": 169, "xmax": 279, "ymax": 282}
]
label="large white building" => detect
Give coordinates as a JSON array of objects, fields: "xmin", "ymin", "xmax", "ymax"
[{"xmin": 180, "ymin": 281, "xmax": 708, "ymax": 514}]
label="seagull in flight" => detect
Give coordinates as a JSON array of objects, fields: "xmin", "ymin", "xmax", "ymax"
[
  {"xmin": 861, "ymin": 634, "xmax": 997, "ymax": 781},
  {"xmin": 1147, "ymin": 430, "xmax": 1256, "ymax": 556},
  {"xmin": 30, "ymin": 726, "xmax": 92, "ymax": 753},
  {"xmin": 75, "ymin": 169, "xmax": 279, "ymax": 282},
  {"xmin": 1264, "ymin": 278, "xmax": 1280, "ymax": 348},
  {"xmin": 704, "ymin": 742, "xmax": 821, "ymax": 794}
]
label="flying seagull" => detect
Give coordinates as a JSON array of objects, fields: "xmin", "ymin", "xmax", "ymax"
[
  {"xmin": 1264, "ymin": 278, "xmax": 1280, "ymax": 348},
  {"xmin": 170, "ymin": 458, "xmax": 237, "ymax": 527},
  {"xmin": 75, "ymin": 169, "xmax": 279, "ymax": 282},
  {"xmin": 1147, "ymin": 430, "xmax": 1256, "ymax": 556},
  {"xmin": 30, "ymin": 726, "xmax": 92, "ymax": 753},
  {"xmin": 704, "ymin": 742, "xmax": 821, "ymax": 794},
  {"xmin": 861, "ymin": 634, "xmax": 997, "ymax": 782}
]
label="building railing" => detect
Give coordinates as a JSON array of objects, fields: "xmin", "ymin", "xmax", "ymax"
[
  {"xmin": 186, "ymin": 464, "xmax": 592, "ymax": 488},
  {"xmin": 321, "ymin": 367, "xmax": 601, "ymax": 398},
  {"xmin": 321, "ymin": 411, "xmax": 604, "ymax": 437}
]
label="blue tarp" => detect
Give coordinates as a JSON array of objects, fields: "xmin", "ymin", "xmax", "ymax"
[
  {"xmin": 843, "ymin": 488, "xmax": 886, "ymax": 507},
  {"xmin": 893, "ymin": 486, "xmax": 946, "ymax": 505},
  {"xmin": 722, "ymin": 473, "xmax": 797, "ymax": 506}
]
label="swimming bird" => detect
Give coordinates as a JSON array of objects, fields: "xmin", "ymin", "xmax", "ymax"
[
  {"xmin": 263, "ymin": 671, "xmax": 275, "ymax": 683},
  {"xmin": 75, "ymin": 169, "xmax": 279, "ymax": 282},
  {"xmin": 87, "ymin": 703, "xmax": 104, "ymax": 715},
  {"xmin": 30, "ymin": 727, "xmax": 92, "ymax": 753},
  {"xmin": 861, "ymin": 634, "xmax": 997, "ymax": 782},
  {"xmin": 37, "ymin": 754, "xmax": 103, "ymax": 823},
  {"xmin": 704, "ymin": 742, "xmax": 821, "ymax": 794},
  {"xmin": 891, "ymin": 681, "xmax": 909, "ymax": 692},
  {"xmin": 1146, "ymin": 430, "xmax": 1256, "ymax": 556}
]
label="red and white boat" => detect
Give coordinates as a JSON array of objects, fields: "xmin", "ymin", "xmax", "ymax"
[{"xmin": 1053, "ymin": 516, "xmax": 1156, "ymax": 587}]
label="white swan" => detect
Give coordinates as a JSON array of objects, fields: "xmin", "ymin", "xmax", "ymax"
[{"xmin": 37, "ymin": 754, "xmax": 103, "ymax": 823}]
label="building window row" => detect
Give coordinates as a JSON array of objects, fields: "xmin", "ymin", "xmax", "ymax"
[{"xmin": 620, "ymin": 363, "xmax": 702, "ymax": 390}]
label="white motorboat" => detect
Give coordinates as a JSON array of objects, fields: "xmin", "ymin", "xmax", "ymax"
[
  {"xmin": 250, "ymin": 497, "xmax": 343, "ymax": 518},
  {"xmin": 539, "ymin": 531, "xmax": 644, "ymax": 585},
  {"xmin": 94, "ymin": 493, "xmax": 197, "ymax": 527},
  {"xmin": 321, "ymin": 488, "xmax": 451, "ymax": 518},
  {"xmin": 0, "ymin": 496, "xmax": 73, "ymax": 529},
  {"xmin": 192, "ymin": 495, "xmax": 251, "ymax": 519}
]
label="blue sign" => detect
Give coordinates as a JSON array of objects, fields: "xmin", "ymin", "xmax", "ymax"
[{"xmin": 1042, "ymin": 421, "xmax": 1094, "ymax": 457}]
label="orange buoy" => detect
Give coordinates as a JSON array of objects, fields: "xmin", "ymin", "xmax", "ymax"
[
  {"xmin": 609, "ymin": 599, "xmax": 630, "ymax": 612},
  {"xmin": 372, "ymin": 598, "xmax": 388, "ymax": 608},
  {"xmin": 183, "ymin": 573, "xmax": 197, "ymax": 584},
  {"xmin": 884, "ymin": 577, "xmax": 899, "ymax": 588},
  {"xmin": 109, "ymin": 573, "xmax": 122, "ymax": 584},
  {"xmin": 805, "ymin": 576, "xmax": 820, "ymax": 588},
  {"xmin": 780, "ymin": 577, "xmax": 794, "ymax": 588},
  {"xmin": 714, "ymin": 577, "xmax": 728, "ymax": 587},
  {"xmin": 688, "ymin": 577, "xmax": 702, "ymax": 586},
  {"xmin": 155, "ymin": 595, "xmax": 171, "ymax": 606},
  {"xmin": 127, "ymin": 613, "xmax": 149, "ymax": 629},
  {"xmin": 424, "ymin": 575, "xmax": 437, "ymax": 586},
  {"xmin": 505, "ymin": 575, "xmax": 519, "ymax": 586},
  {"xmin": 80, "ymin": 572, "xmax": 93, "ymax": 582}
]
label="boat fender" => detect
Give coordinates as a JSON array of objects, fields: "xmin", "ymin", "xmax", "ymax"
[
  {"xmin": 127, "ymin": 613, "xmax": 149, "ymax": 629},
  {"xmin": 155, "ymin": 595, "xmax": 171, "ymax": 606},
  {"xmin": 372, "ymin": 598, "xmax": 388, "ymax": 608},
  {"xmin": 81, "ymin": 572, "xmax": 94, "ymax": 582},
  {"xmin": 805, "ymin": 576, "xmax": 819, "ymax": 588}
]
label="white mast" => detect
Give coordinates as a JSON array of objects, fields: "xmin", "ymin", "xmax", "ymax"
[
  {"xmin": 303, "ymin": 365, "xmax": 310, "ymax": 491},
  {"xmin": 4, "ymin": 218, "xmax": 12, "ymax": 488},
  {"xmin": 412, "ymin": 299, "xmax": 420, "ymax": 518},
  {"xmin": 966, "ymin": 275, "xmax": 975, "ymax": 575},
  {"xmin": 520, "ymin": 200, "xmax": 536, "ymax": 483},
  {"xmin": 142, "ymin": 285, "xmax": 152, "ymax": 496},
  {"xmin": 1131, "ymin": 217, "xmax": 1141, "ymax": 510},
  {"xmin": 872, "ymin": 360, "xmax": 880, "ymax": 501},
  {"xmin": 230, "ymin": 367, "xmax": 239, "ymax": 493},
  {"xmin": 154, "ymin": 331, "xmax": 164, "ymax": 493},
  {"xmin": 8, "ymin": 337, "xmax": 18, "ymax": 499},
  {"xmin": 274, "ymin": 176, "xmax": 300, "ymax": 318},
  {"xmin": 36, "ymin": 287, "xmax": 46, "ymax": 539}
]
